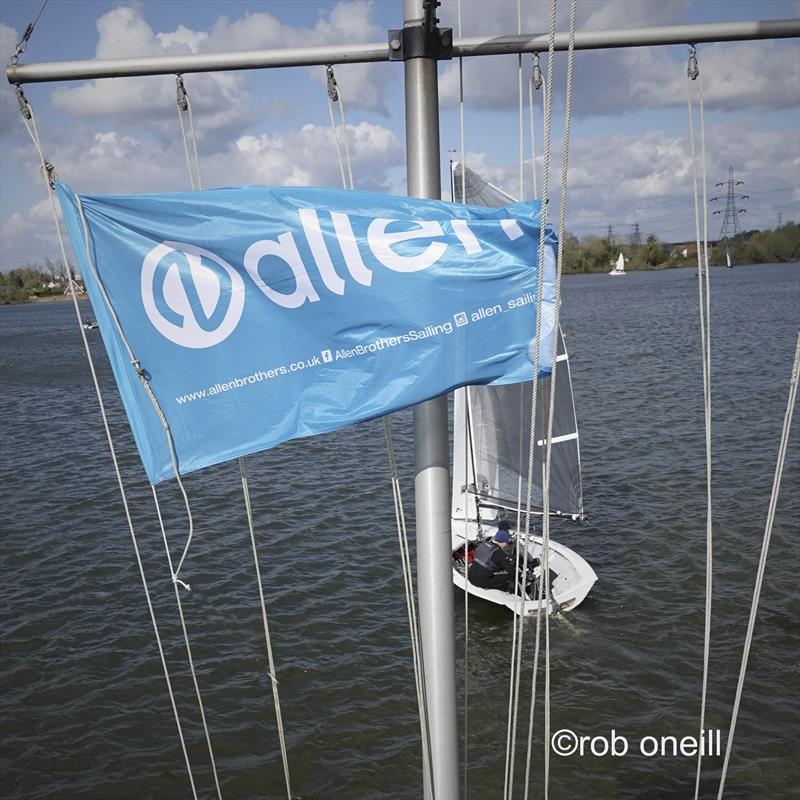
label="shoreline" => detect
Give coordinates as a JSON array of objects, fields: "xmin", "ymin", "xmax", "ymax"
[{"xmin": 2, "ymin": 293, "xmax": 89, "ymax": 305}]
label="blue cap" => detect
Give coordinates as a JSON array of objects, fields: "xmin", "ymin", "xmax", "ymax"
[
  {"xmin": 494, "ymin": 530, "xmax": 511, "ymax": 544},
  {"xmin": 497, "ymin": 520, "xmax": 511, "ymax": 531}
]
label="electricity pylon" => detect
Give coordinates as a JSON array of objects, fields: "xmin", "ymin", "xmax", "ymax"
[
  {"xmin": 630, "ymin": 223, "xmax": 642, "ymax": 250},
  {"xmin": 710, "ymin": 166, "xmax": 748, "ymax": 267}
]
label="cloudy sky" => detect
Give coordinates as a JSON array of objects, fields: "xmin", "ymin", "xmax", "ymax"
[{"xmin": 1, "ymin": 0, "xmax": 798, "ymax": 269}]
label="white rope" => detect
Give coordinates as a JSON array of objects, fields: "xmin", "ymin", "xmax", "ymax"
[
  {"xmin": 72, "ymin": 193, "xmax": 196, "ymax": 587},
  {"xmin": 529, "ymin": 57, "xmax": 542, "ymax": 200},
  {"xmin": 686, "ymin": 47, "xmax": 714, "ymax": 800},
  {"xmin": 15, "ymin": 92, "xmax": 199, "ymax": 799},
  {"xmin": 506, "ymin": 0, "xmax": 558, "ymax": 791},
  {"xmin": 152, "ymin": 486, "xmax": 222, "ymax": 800},
  {"xmin": 456, "ymin": 5, "xmax": 470, "ymax": 793},
  {"xmin": 325, "ymin": 65, "xmax": 354, "ymax": 191},
  {"xmin": 503, "ymin": 505, "xmax": 523, "ymax": 800},
  {"xmin": 517, "ymin": 0, "xmax": 524, "ymax": 201},
  {"xmin": 539, "ymin": 5, "xmax": 577, "ymax": 795},
  {"xmin": 458, "ymin": 0, "xmax": 466, "ymax": 204},
  {"xmin": 455, "ymin": 5, "xmax": 471, "ymax": 791},
  {"xmin": 176, "ymin": 74, "xmax": 203, "ymax": 190},
  {"xmin": 327, "ymin": 93, "xmax": 347, "ymax": 190},
  {"xmin": 462, "ymin": 398, "xmax": 470, "ymax": 800},
  {"xmin": 716, "ymin": 330, "xmax": 800, "ymax": 799},
  {"xmin": 239, "ymin": 458, "xmax": 293, "ymax": 799},
  {"xmin": 175, "ymin": 83, "xmax": 293, "ymax": 796},
  {"xmin": 522, "ymin": 509, "xmax": 546, "ymax": 800},
  {"xmin": 505, "ymin": 0, "xmax": 556, "ymax": 800},
  {"xmin": 176, "ymin": 102, "xmax": 196, "ymax": 190},
  {"xmin": 336, "ymin": 92, "xmax": 354, "ymax": 190}
]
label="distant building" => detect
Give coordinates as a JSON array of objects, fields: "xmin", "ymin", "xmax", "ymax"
[{"xmin": 669, "ymin": 240, "xmax": 719, "ymax": 259}]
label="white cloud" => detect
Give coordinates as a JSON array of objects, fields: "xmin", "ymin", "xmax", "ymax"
[
  {"xmin": 460, "ymin": 122, "xmax": 800, "ymax": 241},
  {"xmin": 51, "ymin": 0, "xmax": 389, "ymax": 131},
  {"xmin": 627, "ymin": 41, "xmax": 800, "ymax": 112},
  {"xmin": 0, "ymin": 198, "xmax": 65, "ymax": 270},
  {"xmin": 221, "ymin": 121, "xmax": 401, "ymax": 190},
  {"xmin": 439, "ymin": 0, "xmax": 692, "ymax": 35},
  {"xmin": 207, "ymin": 1, "xmax": 389, "ymax": 114},
  {"xmin": 50, "ymin": 8, "xmax": 250, "ymax": 150},
  {"xmin": 439, "ymin": 1, "xmax": 799, "ymax": 116}
]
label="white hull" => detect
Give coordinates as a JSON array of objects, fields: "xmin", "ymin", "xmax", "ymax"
[
  {"xmin": 608, "ymin": 269, "xmax": 626, "ymax": 276},
  {"xmin": 452, "ymin": 519, "xmax": 597, "ymax": 615}
]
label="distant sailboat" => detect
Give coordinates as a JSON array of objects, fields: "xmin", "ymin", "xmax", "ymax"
[{"xmin": 609, "ymin": 252, "xmax": 626, "ymax": 276}]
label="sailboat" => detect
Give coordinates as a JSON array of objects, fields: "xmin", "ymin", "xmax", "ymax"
[
  {"xmin": 449, "ymin": 164, "xmax": 597, "ymax": 615},
  {"xmin": 609, "ymin": 252, "xmax": 626, "ymax": 276}
]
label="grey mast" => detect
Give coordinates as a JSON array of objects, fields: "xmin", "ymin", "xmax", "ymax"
[{"xmin": 401, "ymin": 2, "xmax": 459, "ymax": 797}]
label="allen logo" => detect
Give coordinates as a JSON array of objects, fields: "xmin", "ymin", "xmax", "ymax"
[
  {"xmin": 141, "ymin": 242, "xmax": 245, "ymax": 348},
  {"xmin": 140, "ymin": 215, "xmax": 534, "ymax": 348}
]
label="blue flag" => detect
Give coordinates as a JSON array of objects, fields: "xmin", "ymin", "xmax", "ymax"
[{"xmin": 56, "ymin": 182, "xmax": 556, "ymax": 484}]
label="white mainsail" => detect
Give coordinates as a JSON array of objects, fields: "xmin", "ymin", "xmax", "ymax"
[{"xmin": 450, "ymin": 162, "xmax": 585, "ymax": 524}]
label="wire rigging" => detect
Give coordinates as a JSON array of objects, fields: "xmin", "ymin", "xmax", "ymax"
[
  {"xmin": 716, "ymin": 329, "xmax": 800, "ymax": 799},
  {"xmin": 326, "ymin": 65, "xmax": 354, "ymax": 190},
  {"xmin": 539, "ymin": 5, "xmax": 578, "ymax": 795},
  {"xmin": 507, "ymin": 0, "xmax": 562, "ymax": 797},
  {"xmin": 686, "ymin": 44, "xmax": 714, "ymax": 800},
  {"xmin": 240, "ymin": 459, "xmax": 294, "ymax": 799},
  {"xmin": 529, "ymin": 53, "xmax": 542, "ymax": 200},
  {"xmin": 324, "ymin": 64, "xmax": 433, "ymax": 795},
  {"xmin": 14, "ymin": 91, "xmax": 199, "ymax": 800},
  {"xmin": 10, "ymin": 0, "xmax": 49, "ymax": 65},
  {"xmin": 517, "ymin": 0, "xmax": 524, "ymax": 201},
  {"xmin": 176, "ymin": 74, "xmax": 203, "ymax": 190},
  {"xmin": 174, "ymin": 77, "xmax": 294, "ymax": 798},
  {"xmin": 455, "ymin": 4, "xmax": 470, "ymax": 796},
  {"xmin": 152, "ymin": 487, "xmax": 223, "ymax": 800}
]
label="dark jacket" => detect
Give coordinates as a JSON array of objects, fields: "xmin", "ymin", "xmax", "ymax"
[{"xmin": 468, "ymin": 539, "xmax": 515, "ymax": 583}]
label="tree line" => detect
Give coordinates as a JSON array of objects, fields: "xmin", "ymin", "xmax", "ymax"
[
  {"xmin": 561, "ymin": 222, "xmax": 799, "ymax": 274},
  {"xmin": 1, "ymin": 224, "xmax": 797, "ymax": 302},
  {"xmin": 0, "ymin": 260, "xmax": 80, "ymax": 304}
]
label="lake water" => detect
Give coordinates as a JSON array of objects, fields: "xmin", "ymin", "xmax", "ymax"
[{"xmin": 1, "ymin": 262, "xmax": 798, "ymax": 800}]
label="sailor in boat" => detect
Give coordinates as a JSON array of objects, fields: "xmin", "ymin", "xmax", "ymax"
[{"xmin": 467, "ymin": 521, "xmax": 517, "ymax": 593}]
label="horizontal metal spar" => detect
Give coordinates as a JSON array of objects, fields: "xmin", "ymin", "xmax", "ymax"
[
  {"xmin": 5, "ymin": 41, "xmax": 391, "ymax": 84},
  {"xmin": 453, "ymin": 18, "xmax": 800, "ymax": 57},
  {"xmin": 6, "ymin": 19, "xmax": 799, "ymax": 85}
]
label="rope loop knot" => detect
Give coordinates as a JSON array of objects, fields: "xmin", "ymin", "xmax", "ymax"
[
  {"xmin": 44, "ymin": 162, "xmax": 57, "ymax": 189},
  {"xmin": 532, "ymin": 53, "xmax": 543, "ymax": 90},
  {"xmin": 176, "ymin": 74, "xmax": 189, "ymax": 111},
  {"xmin": 172, "ymin": 575, "xmax": 191, "ymax": 592},
  {"xmin": 15, "ymin": 86, "xmax": 32, "ymax": 120},
  {"xmin": 325, "ymin": 65, "xmax": 339, "ymax": 102},
  {"xmin": 687, "ymin": 44, "xmax": 700, "ymax": 80}
]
